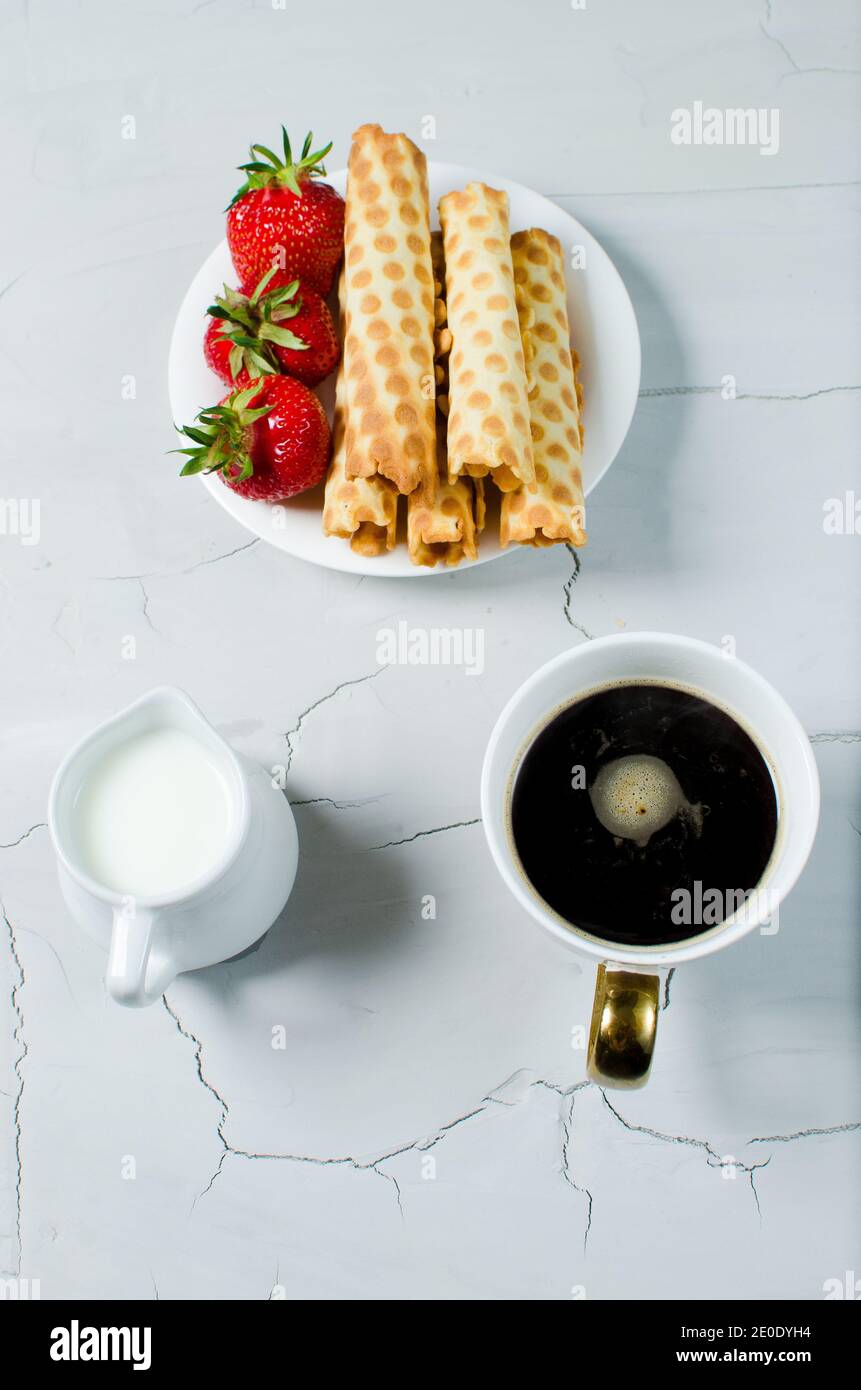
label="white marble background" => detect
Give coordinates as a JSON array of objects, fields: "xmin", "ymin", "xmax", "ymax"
[{"xmin": 1, "ymin": 0, "xmax": 859, "ymax": 1300}]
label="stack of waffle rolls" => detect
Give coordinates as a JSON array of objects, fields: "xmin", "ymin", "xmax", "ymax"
[{"xmin": 322, "ymin": 125, "xmax": 586, "ymax": 564}]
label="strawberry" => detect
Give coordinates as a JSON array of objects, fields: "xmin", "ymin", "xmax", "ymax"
[
  {"xmin": 203, "ymin": 268, "xmax": 339, "ymax": 389},
  {"xmin": 203, "ymin": 316, "xmax": 252, "ymax": 389},
  {"xmin": 176, "ymin": 377, "xmax": 331, "ymax": 502},
  {"xmin": 227, "ymin": 129, "xmax": 345, "ymax": 297}
]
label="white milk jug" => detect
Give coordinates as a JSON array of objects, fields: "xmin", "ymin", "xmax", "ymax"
[{"xmin": 48, "ymin": 687, "xmax": 298, "ymax": 1007}]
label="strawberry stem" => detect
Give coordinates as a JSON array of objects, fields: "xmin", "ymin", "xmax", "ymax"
[
  {"xmin": 205, "ymin": 273, "xmax": 308, "ymax": 381},
  {"xmin": 174, "ymin": 384, "xmax": 274, "ymax": 484},
  {"xmin": 229, "ymin": 127, "xmax": 333, "ymax": 207}
]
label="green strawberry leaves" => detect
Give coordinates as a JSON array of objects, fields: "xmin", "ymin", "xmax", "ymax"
[
  {"xmin": 174, "ymin": 384, "xmax": 274, "ymax": 484},
  {"xmin": 206, "ymin": 269, "xmax": 308, "ymax": 381},
  {"xmin": 258, "ymin": 323, "xmax": 306, "ymax": 349},
  {"xmin": 229, "ymin": 127, "xmax": 332, "ymax": 207}
]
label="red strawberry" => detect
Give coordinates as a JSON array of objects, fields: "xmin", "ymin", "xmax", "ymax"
[
  {"xmin": 203, "ymin": 268, "xmax": 339, "ymax": 389},
  {"xmin": 176, "ymin": 377, "xmax": 331, "ymax": 502},
  {"xmin": 227, "ymin": 129, "xmax": 345, "ymax": 297}
]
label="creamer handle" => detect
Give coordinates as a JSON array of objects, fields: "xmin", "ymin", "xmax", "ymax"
[{"xmin": 106, "ymin": 901, "xmax": 173, "ymax": 1007}]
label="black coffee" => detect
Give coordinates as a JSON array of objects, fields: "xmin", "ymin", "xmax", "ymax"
[{"xmin": 510, "ymin": 682, "xmax": 778, "ymax": 947}]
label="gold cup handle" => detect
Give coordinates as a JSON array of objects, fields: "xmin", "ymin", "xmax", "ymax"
[{"xmin": 587, "ymin": 964, "xmax": 660, "ymax": 1089}]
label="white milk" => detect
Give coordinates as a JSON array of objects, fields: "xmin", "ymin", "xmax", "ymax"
[{"xmin": 73, "ymin": 726, "xmax": 233, "ymax": 897}]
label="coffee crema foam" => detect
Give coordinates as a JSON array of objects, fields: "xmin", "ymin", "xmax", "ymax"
[{"xmin": 589, "ymin": 753, "xmax": 704, "ymax": 848}]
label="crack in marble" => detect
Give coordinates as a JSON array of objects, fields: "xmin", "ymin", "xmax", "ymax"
[
  {"xmin": 161, "ymin": 995, "xmax": 232, "ymax": 1207},
  {"xmin": 51, "ymin": 600, "xmax": 80, "ymax": 657},
  {"xmin": 284, "ymin": 668, "xmax": 384, "ymax": 776},
  {"xmin": 161, "ymin": 971, "xmax": 861, "ymax": 1241},
  {"xmin": 290, "ymin": 795, "xmax": 385, "ymax": 811},
  {"xmin": 600, "ymin": 1094, "xmax": 861, "ymax": 1225},
  {"xmin": 532, "ymin": 1077, "xmax": 591, "ymax": 1100},
  {"xmin": 97, "ymin": 537, "xmax": 260, "ymax": 583},
  {"xmin": 561, "ymin": 1089, "xmax": 594, "ymax": 1252},
  {"xmin": 749, "ymin": 1121, "xmax": 861, "ymax": 1144},
  {"xmin": 0, "ymin": 823, "xmax": 46, "ymax": 851},
  {"xmin": 497, "ymin": 1077, "xmax": 595, "ymax": 1248},
  {"xmin": 412, "ymin": 1103, "xmax": 490, "ymax": 1153},
  {"xmin": 602, "ymin": 1090, "xmax": 725, "ymax": 1166},
  {"xmin": 748, "ymin": 1156, "xmax": 771, "ymax": 1222},
  {"xmin": 810, "ymin": 731, "xmax": 861, "ymax": 744},
  {"xmin": 732, "ymin": 386, "xmax": 860, "ymax": 401},
  {"xmin": 208, "ymin": 1135, "xmax": 412, "ymax": 1218},
  {"xmin": 600, "ymin": 1091, "xmax": 776, "ymax": 1219},
  {"xmin": 163, "ymin": 990, "xmax": 413, "ymax": 1215},
  {"xmin": 758, "ymin": 17, "xmax": 802, "ymax": 72},
  {"xmin": 16, "ymin": 924, "xmax": 75, "ymax": 1003},
  {"xmin": 640, "ymin": 384, "xmax": 861, "ymax": 401},
  {"xmin": 640, "ymin": 386, "xmax": 721, "ymax": 398},
  {"xmin": 376, "ymin": 1168, "xmax": 404, "ymax": 1218},
  {"xmin": 1, "ymin": 900, "xmax": 26, "ymax": 1276},
  {"xmin": 758, "ymin": 16, "xmax": 861, "ymax": 79},
  {"xmin": 137, "ymin": 579, "xmax": 158, "ymax": 634},
  {"xmin": 194, "ymin": 1151, "xmax": 227, "ymax": 1207},
  {"xmin": 780, "ymin": 65, "xmax": 861, "ymax": 80},
  {"xmin": 161, "ymin": 1014, "xmax": 595, "ymax": 1226},
  {"xmin": 370, "ymin": 818, "xmax": 481, "ymax": 850},
  {"xmin": 183, "ymin": 539, "xmax": 260, "ymax": 574},
  {"xmin": 0, "ymin": 269, "xmax": 27, "ymax": 303},
  {"xmin": 562, "ymin": 544, "xmax": 594, "ymax": 640}
]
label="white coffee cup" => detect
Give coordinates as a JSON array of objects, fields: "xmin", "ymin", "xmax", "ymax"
[{"xmin": 480, "ymin": 633, "xmax": 820, "ymax": 1087}]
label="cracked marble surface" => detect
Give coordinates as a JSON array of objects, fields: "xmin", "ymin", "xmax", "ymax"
[{"xmin": 1, "ymin": 0, "xmax": 859, "ymax": 1299}]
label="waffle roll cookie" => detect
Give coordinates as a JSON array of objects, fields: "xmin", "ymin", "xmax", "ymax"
[
  {"xmin": 323, "ymin": 270, "xmax": 398, "ymax": 555},
  {"xmin": 439, "ymin": 183, "xmax": 534, "ymax": 492},
  {"xmin": 408, "ymin": 232, "xmax": 482, "ymax": 567},
  {"xmin": 501, "ymin": 229, "xmax": 587, "ymax": 548},
  {"xmin": 342, "ymin": 124, "xmax": 437, "ymax": 496}
]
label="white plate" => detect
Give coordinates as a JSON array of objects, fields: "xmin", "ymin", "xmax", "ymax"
[{"xmin": 168, "ymin": 161, "xmax": 641, "ymax": 577}]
